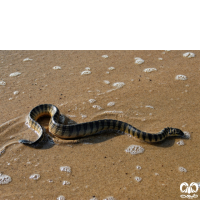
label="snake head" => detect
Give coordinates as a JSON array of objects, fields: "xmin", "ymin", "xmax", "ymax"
[{"xmin": 167, "ymin": 127, "xmax": 184, "ymax": 137}]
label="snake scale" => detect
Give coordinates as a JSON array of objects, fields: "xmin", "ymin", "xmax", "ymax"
[{"xmin": 19, "ymin": 104, "xmax": 184, "ymax": 146}]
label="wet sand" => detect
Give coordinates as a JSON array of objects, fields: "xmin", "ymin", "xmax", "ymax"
[{"xmin": 0, "ymin": 50, "xmax": 200, "ymax": 200}]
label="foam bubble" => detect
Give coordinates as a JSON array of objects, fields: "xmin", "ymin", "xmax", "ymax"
[
  {"xmin": 135, "ymin": 57, "xmax": 144, "ymax": 64},
  {"xmin": 179, "ymin": 167, "xmax": 187, "ymax": 172},
  {"xmin": 136, "ymin": 165, "xmax": 141, "ymax": 170},
  {"xmin": 23, "ymin": 58, "xmax": 33, "ymax": 61},
  {"xmin": 158, "ymin": 58, "xmax": 163, "ymax": 60},
  {"xmin": 13, "ymin": 91, "xmax": 19, "ymax": 95},
  {"xmin": 60, "ymin": 166, "xmax": 71, "ymax": 173},
  {"xmin": 183, "ymin": 52, "xmax": 195, "ymax": 58},
  {"xmin": 9, "ymin": 72, "xmax": 21, "ymax": 77},
  {"xmin": 125, "ymin": 145, "xmax": 144, "ymax": 155},
  {"xmin": 92, "ymin": 105, "xmax": 102, "ymax": 110},
  {"xmin": 0, "ymin": 80, "xmax": 6, "ymax": 86},
  {"xmin": 89, "ymin": 99, "xmax": 96, "ymax": 103},
  {"xmin": 53, "ymin": 66, "xmax": 61, "ymax": 70},
  {"xmin": 81, "ymin": 71, "xmax": 91, "ymax": 75},
  {"xmin": 62, "ymin": 181, "xmax": 70, "ymax": 185},
  {"xmin": 108, "ymin": 67, "xmax": 115, "ymax": 70},
  {"xmin": 0, "ymin": 173, "xmax": 12, "ymax": 185},
  {"xmin": 175, "ymin": 75, "xmax": 187, "ymax": 81},
  {"xmin": 57, "ymin": 195, "xmax": 66, "ymax": 200},
  {"xmin": 107, "ymin": 102, "xmax": 115, "ymax": 107},
  {"xmin": 134, "ymin": 176, "xmax": 142, "ymax": 182},
  {"xmin": 177, "ymin": 140, "xmax": 185, "ymax": 146},
  {"xmin": 29, "ymin": 174, "xmax": 40, "ymax": 180},
  {"xmin": 143, "ymin": 68, "xmax": 157, "ymax": 73},
  {"xmin": 104, "ymin": 80, "xmax": 110, "ymax": 84},
  {"xmin": 102, "ymin": 55, "xmax": 108, "ymax": 58}
]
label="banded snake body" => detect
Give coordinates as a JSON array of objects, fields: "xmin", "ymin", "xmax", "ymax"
[{"xmin": 19, "ymin": 104, "xmax": 184, "ymax": 146}]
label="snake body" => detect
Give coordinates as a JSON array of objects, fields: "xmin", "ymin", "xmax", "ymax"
[{"xmin": 19, "ymin": 104, "xmax": 184, "ymax": 146}]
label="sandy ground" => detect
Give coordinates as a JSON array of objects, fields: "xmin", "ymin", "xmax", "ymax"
[{"xmin": 0, "ymin": 50, "xmax": 200, "ymax": 200}]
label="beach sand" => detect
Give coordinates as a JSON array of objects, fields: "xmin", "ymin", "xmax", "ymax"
[{"xmin": 0, "ymin": 50, "xmax": 200, "ymax": 200}]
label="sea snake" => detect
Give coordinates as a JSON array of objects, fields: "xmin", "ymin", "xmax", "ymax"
[{"xmin": 19, "ymin": 104, "xmax": 184, "ymax": 147}]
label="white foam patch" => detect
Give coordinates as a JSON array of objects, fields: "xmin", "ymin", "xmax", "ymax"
[
  {"xmin": 85, "ymin": 67, "xmax": 90, "ymax": 71},
  {"xmin": 53, "ymin": 66, "xmax": 61, "ymax": 70},
  {"xmin": 177, "ymin": 140, "xmax": 185, "ymax": 146},
  {"xmin": 183, "ymin": 52, "xmax": 195, "ymax": 58},
  {"xmin": 175, "ymin": 75, "xmax": 187, "ymax": 80},
  {"xmin": 57, "ymin": 195, "xmax": 66, "ymax": 200},
  {"xmin": 179, "ymin": 167, "xmax": 187, "ymax": 172},
  {"xmin": 108, "ymin": 67, "xmax": 115, "ymax": 70},
  {"xmin": 81, "ymin": 71, "xmax": 91, "ymax": 75},
  {"xmin": 60, "ymin": 166, "xmax": 71, "ymax": 173},
  {"xmin": 102, "ymin": 55, "xmax": 108, "ymax": 58},
  {"xmin": 23, "ymin": 58, "xmax": 33, "ymax": 61},
  {"xmin": 135, "ymin": 57, "xmax": 144, "ymax": 64},
  {"xmin": 158, "ymin": 58, "xmax": 163, "ymax": 60},
  {"xmin": 113, "ymin": 82, "xmax": 125, "ymax": 88},
  {"xmin": 155, "ymin": 173, "xmax": 159, "ymax": 176},
  {"xmin": 92, "ymin": 105, "xmax": 102, "ymax": 110},
  {"xmin": 81, "ymin": 114, "xmax": 87, "ymax": 119},
  {"xmin": 107, "ymin": 102, "xmax": 115, "ymax": 107},
  {"xmin": 13, "ymin": 91, "xmax": 19, "ymax": 95},
  {"xmin": 89, "ymin": 99, "xmax": 96, "ymax": 103},
  {"xmin": 0, "ymin": 173, "xmax": 12, "ymax": 184},
  {"xmin": 143, "ymin": 68, "xmax": 157, "ymax": 73},
  {"xmin": 125, "ymin": 145, "xmax": 144, "ymax": 155},
  {"xmin": 62, "ymin": 181, "xmax": 70, "ymax": 185},
  {"xmin": 9, "ymin": 72, "xmax": 21, "ymax": 77},
  {"xmin": 0, "ymin": 80, "xmax": 6, "ymax": 86},
  {"xmin": 145, "ymin": 105, "xmax": 154, "ymax": 109},
  {"xmin": 107, "ymin": 82, "xmax": 125, "ymax": 93},
  {"xmin": 134, "ymin": 176, "xmax": 142, "ymax": 182},
  {"xmin": 29, "ymin": 174, "xmax": 40, "ymax": 180},
  {"xmin": 104, "ymin": 80, "xmax": 110, "ymax": 84},
  {"xmin": 183, "ymin": 131, "xmax": 191, "ymax": 139}
]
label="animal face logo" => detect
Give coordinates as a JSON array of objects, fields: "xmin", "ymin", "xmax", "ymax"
[{"xmin": 180, "ymin": 182, "xmax": 199, "ymax": 199}]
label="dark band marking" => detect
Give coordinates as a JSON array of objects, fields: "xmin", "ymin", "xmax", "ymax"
[
  {"xmin": 137, "ymin": 130, "xmax": 141, "ymax": 138},
  {"xmin": 142, "ymin": 132, "xmax": 146, "ymax": 141},
  {"xmin": 148, "ymin": 134, "xmax": 152, "ymax": 142},
  {"xmin": 83, "ymin": 123, "xmax": 88, "ymax": 136},
  {"xmin": 154, "ymin": 134, "xmax": 158, "ymax": 142},
  {"xmin": 89, "ymin": 122, "xmax": 93, "ymax": 134}
]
